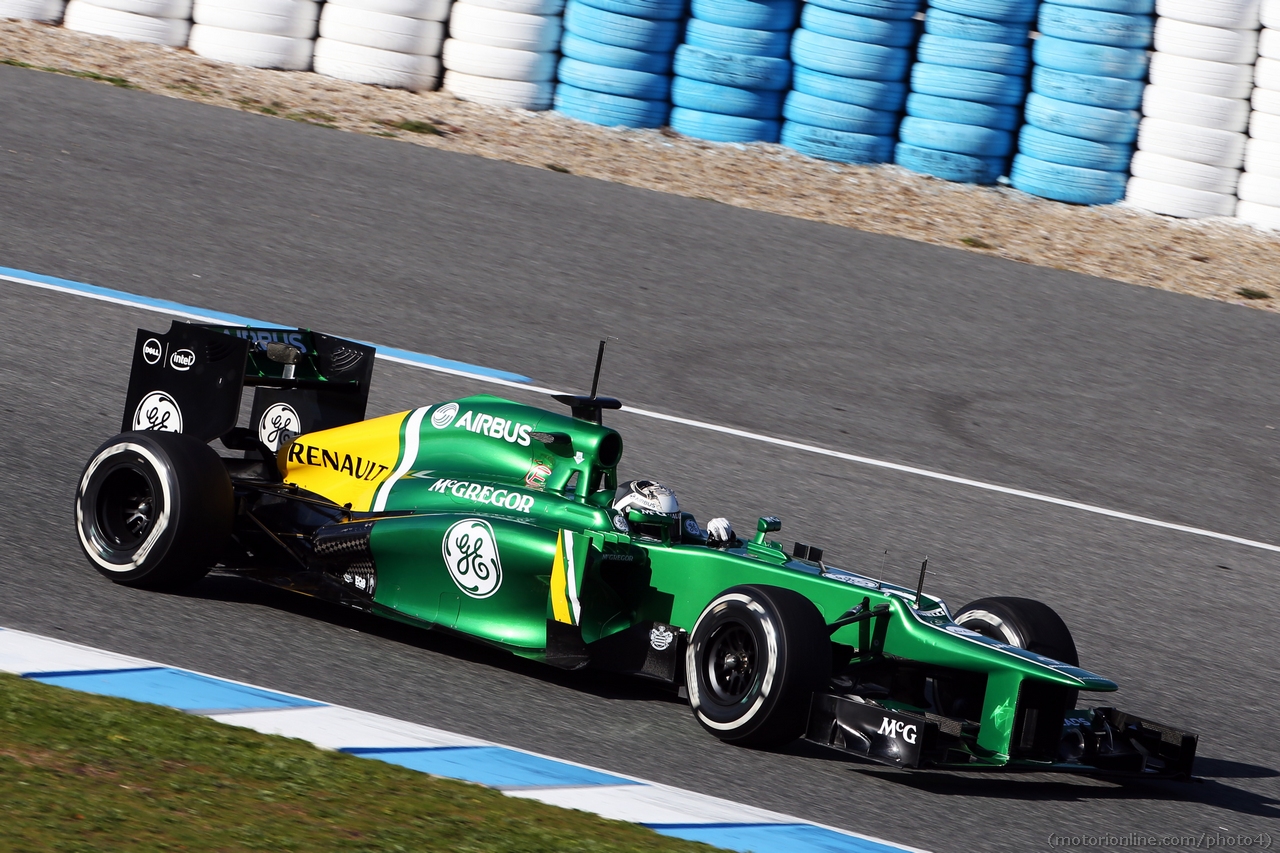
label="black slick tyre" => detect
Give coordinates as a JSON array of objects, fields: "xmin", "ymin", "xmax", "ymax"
[
  {"xmin": 685, "ymin": 584, "xmax": 829, "ymax": 748},
  {"xmin": 74, "ymin": 431, "xmax": 233, "ymax": 590},
  {"xmin": 954, "ymin": 596, "xmax": 1080, "ymax": 707}
]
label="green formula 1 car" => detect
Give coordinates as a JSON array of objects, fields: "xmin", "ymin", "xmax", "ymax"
[{"xmin": 74, "ymin": 322, "xmax": 1198, "ymax": 777}]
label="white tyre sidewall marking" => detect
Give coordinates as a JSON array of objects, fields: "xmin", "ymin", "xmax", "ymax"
[
  {"xmin": 955, "ymin": 609, "xmax": 1023, "ymax": 647},
  {"xmin": 76, "ymin": 442, "xmax": 173, "ymax": 573},
  {"xmin": 686, "ymin": 592, "xmax": 778, "ymax": 732}
]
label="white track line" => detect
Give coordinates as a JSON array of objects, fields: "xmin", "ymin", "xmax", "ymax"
[
  {"xmin": 621, "ymin": 405, "xmax": 1280, "ymax": 553},
  {"xmin": 8, "ymin": 269, "xmax": 1278, "ymax": 554}
]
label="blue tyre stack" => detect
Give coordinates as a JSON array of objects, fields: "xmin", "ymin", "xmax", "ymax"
[
  {"xmin": 779, "ymin": 0, "xmax": 920, "ymax": 164},
  {"xmin": 668, "ymin": 0, "xmax": 798, "ymax": 142},
  {"xmin": 555, "ymin": 0, "xmax": 687, "ymax": 128},
  {"xmin": 1011, "ymin": 0, "xmax": 1152, "ymax": 205},
  {"xmin": 895, "ymin": 0, "xmax": 1037, "ymax": 184}
]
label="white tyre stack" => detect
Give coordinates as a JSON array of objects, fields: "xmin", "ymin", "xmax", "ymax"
[
  {"xmin": 189, "ymin": 0, "xmax": 318, "ymax": 70},
  {"xmin": 442, "ymin": 0, "xmax": 564, "ymax": 109},
  {"xmin": 1126, "ymin": 0, "xmax": 1260, "ymax": 218},
  {"xmin": 1239, "ymin": 0, "xmax": 1280, "ymax": 227},
  {"xmin": 0, "ymin": 0, "xmax": 66, "ymax": 22},
  {"xmin": 62, "ymin": 0, "xmax": 191, "ymax": 46},
  {"xmin": 314, "ymin": 0, "xmax": 450, "ymax": 91}
]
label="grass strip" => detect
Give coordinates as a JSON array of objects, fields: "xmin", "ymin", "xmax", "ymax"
[
  {"xmin": 1, "ymin": 56, "xmax": 134, "ymax": 87},
  {"xmin": 0, "ymin": 673, "xmax": 724, "ymax": 853}
]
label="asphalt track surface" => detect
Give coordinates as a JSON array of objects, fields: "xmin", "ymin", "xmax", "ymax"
[{"xmin": 2, "ymin": 64, "xmax": 1278, "ymax": 851}]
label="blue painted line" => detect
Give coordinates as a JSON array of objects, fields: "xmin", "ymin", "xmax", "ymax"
[
  {"xmin": 26, "ymin": 667, "xmax": 326, "ymax": 712},
  {"xmin": 365, "ymin": 343, "xmax": 531, "ymax": 384},
  {"xmin": 0, "ymin": 266, "xmax": 286, "ymax": 328},
  {"xmin": 0, "ymin": 265, "xmax": 533, "ymax": 384},
  {"xmin": 343, "ymin": 746, "xmax": 641, "ymax": 789},
  {"xmin": 649, "ymin": 822, "xmax": 911, "ymax": 853},
  {"xmin": 21, "ymin": 666, "xmax": 163, "ymax": 678}
]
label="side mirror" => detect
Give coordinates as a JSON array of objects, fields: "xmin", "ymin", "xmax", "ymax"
[{"xmin": 753, "ymin": 516, "xmax": 781, "ymax": 545}]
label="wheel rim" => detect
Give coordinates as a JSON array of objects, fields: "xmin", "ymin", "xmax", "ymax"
[
  {"xmin": 704, "ymin": 620, "xmax": 758, "ymax": 705},
  {"xmin": 94, "ymin": 464, "xmax": 157, "ymax": 551}
]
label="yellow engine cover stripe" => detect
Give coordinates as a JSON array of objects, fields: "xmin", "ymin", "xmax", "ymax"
[
  {"xmin": 550, "ymin": 530, "xmax": 580, "ymax": 626},
  {"xmin": 282, "ymin": 409, "xmax": 418, "ymax": 511}
]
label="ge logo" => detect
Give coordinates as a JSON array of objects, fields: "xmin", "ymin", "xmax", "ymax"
[
  {"xmin": 442, "ymin": 518, "xmax": 503, "ymax": 598},
  {"xmin": 131, "ymin": 391, "xmax": 183, "ymax": 433},
  {"xmin": 258, "ymin": 403, "xmax": 301, "ymax": 451}
]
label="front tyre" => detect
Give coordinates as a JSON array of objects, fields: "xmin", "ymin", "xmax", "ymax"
[
  {"xmin": 954, "ymin": 596, "xmax": 1080, "ymax": 709},
  {"xmin": 75, "ymin": 431, "xmax": 233, "ymax": 590},
  {"xmin": 952, "ymin": 596, "xmax": 1079, "ymax": 665},
  {"xmin": 685, "ymin": 584, "xmax": 829, "ymax": 748}
]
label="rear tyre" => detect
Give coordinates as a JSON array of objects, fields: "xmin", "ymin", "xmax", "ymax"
[
  {"xmin": 686, "ymin": 584, "xmax": 829, "ymax": 748},
  {"xmin": 75, "ymin": 431, "xmax": 233, "ymax": 590}
]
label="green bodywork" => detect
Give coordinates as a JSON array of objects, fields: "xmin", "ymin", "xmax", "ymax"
[{"xmin": 308, "ymin": 394, "xmax": 1118, "ymax": 766}]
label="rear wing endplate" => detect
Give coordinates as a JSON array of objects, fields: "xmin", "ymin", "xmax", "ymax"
[{"xmin": 122, "ymin": 321, "xmax": 375, "ymax": 450}]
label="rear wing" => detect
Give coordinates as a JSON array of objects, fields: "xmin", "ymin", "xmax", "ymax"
[{"xmin": 122, "ymin": 321, "xmax": 375, "ymax": 452}]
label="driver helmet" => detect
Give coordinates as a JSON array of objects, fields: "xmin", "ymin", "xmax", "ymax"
[{"xmin": 612, "ymin": 480, "xmax": 680, "ymax": 518}]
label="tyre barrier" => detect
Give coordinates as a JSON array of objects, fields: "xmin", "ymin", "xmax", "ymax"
[
  {"xmin": 190, "ymin": 0, "xmax": 318, "ymax": 70},
  {"xmin": 923, "ymin": 6, "xmax": 1027, "ymax": 43},
  {"xmin": 897, "ymin": 0, "xmax": 1030, "ymax": 185},
  {"xmin": 1014, "ymin": 0, "xmax": 1152, "ymax": 205},
  {"xmin": 0, "ymin": 0, "xmax": 66, "ymax": 22},
  {"xmin": 444, "ymin": 0, "xmax": 562, "ymax": 106},
  {"xmin": 63, "ymin": 0, "xmax": 190, "ymax": 45},
  {"xmin": 314, "ymin": 0, "xmax": 449, "ymax": 91},
  {"xmin": 27, "ymin": 0, "xmax": 1280, "ymax": 226},
  {"xmin": 555, "ymin": 0, "xmax": 685, "ymax": 127},
  {"xmin": 1127, "ymin": 0, "xmax": 1255, "ymax": 218},
  {"xmin": 1012, "ymin": 152, "xmax": 1129, "ymax": 204},
  {"xmin": 1154, "ymin": 0, "xmax": 1260, "ymax": 31},
  {"xmin": 669, "ymin": 105, "xmax": 780, "ymax": 141},
  {"xmin": 555, "ymin": 80, "xmax": 670, "ymax": 124},
  {"xmin": 783, "ymin": 0, "xmax": 918, "ymax": 162},
  {"xmin": 1242, "ymin": 6, "xmax": 1280, "ymax": 226},
  {"xmin": 666, "ymin": 0, "xmax": 792, "ymax": 143},
  {"xmin": 894, "ymin": 141, "xmax": 1004, "ymax": 182}
]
